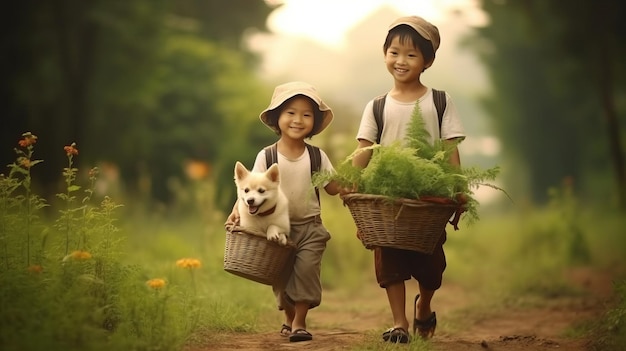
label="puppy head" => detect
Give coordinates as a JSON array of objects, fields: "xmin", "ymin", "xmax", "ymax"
[{"xmin": 234, "ymin": 162, "xmax": 281, "ymax": 215}]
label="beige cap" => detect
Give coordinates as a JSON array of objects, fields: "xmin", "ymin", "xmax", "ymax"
[
  {"xmin": 389, "ymin": 16, "xmax": 440, "ymax": 53},
  {"xmin": 259, "ymin": 81, "xmax": 333, "ymax": 135}
]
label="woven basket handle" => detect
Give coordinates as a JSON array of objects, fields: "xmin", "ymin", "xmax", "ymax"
[
  {"xmin": 394, "ymin": 201, "xmax": 427, "ymax": 221},
  {"xmin": 395, "ymin": 204, "xmax": 405, "ymax": 221},
  {"xmin": 225, "ymin": 223, "xmax": 266, "ymax": 237}
]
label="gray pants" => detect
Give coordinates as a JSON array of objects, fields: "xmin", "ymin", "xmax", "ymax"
[{"xmin": 273, "ymin": 217, "xmax": 331, "ymax": 310}]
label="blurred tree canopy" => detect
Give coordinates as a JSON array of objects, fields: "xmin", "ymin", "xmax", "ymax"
[
  {"xmin": 469, "ymin": 0, "xmax": 625, "ymax": 207},
  {"xmin": 0, "ymin": 0, "xmax": 277, "ymax": 210}
]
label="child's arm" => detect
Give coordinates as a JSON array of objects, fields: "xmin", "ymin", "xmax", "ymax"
[
  {"xmin": 444, "ymin": 138, "xmax": 468, "ymax": 204},
  {"xmin": 446, "ymin": 142, "xmax": 461, "ymax": 168},
  {"xmin": 324, "ymin": 180, "xmax": 345, "ymax": 196},
  {"xmin": 352, "ymin": 139, "xmax": 374, "ymax": 169}
]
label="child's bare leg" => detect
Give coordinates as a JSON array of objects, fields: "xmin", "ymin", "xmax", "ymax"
[
  {"xmin": 291, "ymin": 301, "xmax": 309, "ymax": 331},
  {"xmin": 287, "ymin": 301, "xmax": 313, "ymax": 342},
  {"xmin": 415, "ymin": 284, "xmax": 434, "ymax": 320},
  {"xmin": 413, "ymin": 283, "xmax": 437, "ymax": 339},
  {"xmin": 279, "ymin": 303, "xmax": 295, "ymax": 336},
  {"xmin": 385, "ymin": 281, "xmax": 409, "ymax": 330},
  {"xmin": 283, "ymin": 303, "xmax": 295, "ymax": 326}
]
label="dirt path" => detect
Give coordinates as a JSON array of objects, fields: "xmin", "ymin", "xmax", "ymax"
[{"xmin": 186, "ymin": 267, "xmax": 614, "ymax": 351}]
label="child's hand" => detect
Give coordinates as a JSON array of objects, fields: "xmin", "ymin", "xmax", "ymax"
[
  {"xmin": 338, "ymin": 186, "xmax": 353, "ymax": 196},
  {"xmin": 224, "ymin": 211, "xmax": 240, "ymax": 232},
  {"xmin": 449, "ymin": 193, "xmax": 468, "ymax": 231},
  {"xmin": 339, "ymin": 183, "xmax": 358, "ymax": 197},
  {"xmin": 455, "ymin": 193, "xmax": 468, "ymax": 209}
]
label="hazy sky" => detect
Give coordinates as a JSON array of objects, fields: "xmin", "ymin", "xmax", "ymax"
[{"xmin": 265, "ymin": 0, "xmax": 487, "ymax": 48}]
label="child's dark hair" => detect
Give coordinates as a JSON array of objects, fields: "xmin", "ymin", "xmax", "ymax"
[
  {"xmin": 265, "ymin": 95, "xmax": 323, "ymax": 139},
  {"xmin": 383, "ymin": 24, "xmax": 436, "ymax": 67}
]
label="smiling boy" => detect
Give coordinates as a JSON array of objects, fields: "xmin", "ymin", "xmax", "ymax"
[{"xmin": 351, "ymin": 16, "xmax": 466, "ymax": 343}]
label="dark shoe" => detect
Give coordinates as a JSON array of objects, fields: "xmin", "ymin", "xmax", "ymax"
[
  {"xmin": 382, "ymin": 327, "xmax": 410, "ymax": 343},
  {"xmin": 279, "ymin": 324, "xmax": 291, "ymax": 337},
  {"xmin": 289, "ymin": 328, "xmax": 313, "ymax": 342},
  {"xmin": 413, "ymin": 294, "xmax": 437, "ymax": 339}
]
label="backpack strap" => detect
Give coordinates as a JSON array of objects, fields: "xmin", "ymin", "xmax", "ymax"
[
  {"xmin": 305, "ymin": 143, "xmax": 321, "ymax": 204},
  {"xmin": 373, "ymin": 89, "xmax": 447, "ymax": 142},
  {"xmin": 373, "ymin": 93, "xmax": 387, "ymax": 144},
  {"xmin": 432, "ymin": 89, "xmax": 447, "ymax": 139},
  {"xmin": 264, "ymin": 142, "xmax": 278, "ymax": 169},
  {"xmin": 265, "ymin": 142, "xmax": 321, "ymax": 204}
]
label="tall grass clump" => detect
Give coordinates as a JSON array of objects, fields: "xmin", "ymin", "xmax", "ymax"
[
  {"xmin": 591, "ymin": 280, "xmax": 626, "ymax": 351},
  {"xmin": 0, "ymin": 132, "xmax": 207, "ymax": 351}
]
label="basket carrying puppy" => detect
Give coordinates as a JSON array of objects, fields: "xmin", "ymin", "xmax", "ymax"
[{"xmin": 233, "ymin": 161, "xmax": 290, "ymax": 246}]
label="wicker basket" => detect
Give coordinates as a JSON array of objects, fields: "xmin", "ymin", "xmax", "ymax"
[
  {"xmin": 223, "ymin": 226, "xmax": 295, "ymax": 286},
  {"xmin": 342, "ymin": 193, "xmax": 458, "ymax": 254}
]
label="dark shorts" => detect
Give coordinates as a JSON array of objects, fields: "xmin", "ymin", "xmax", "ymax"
[{"xmin": 374, "ymin": 231, "xmax": 447, "ymax": 290}]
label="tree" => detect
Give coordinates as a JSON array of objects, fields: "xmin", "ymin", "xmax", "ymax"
[
  {"xmin": 469, "ymin": 0, "xmax": 625, "ymax": 207},
  {"xmin": 0, "ymin": 0, "xmax": 276, "ymax": 207}
]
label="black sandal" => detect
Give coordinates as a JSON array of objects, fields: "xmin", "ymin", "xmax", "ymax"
[
  {"xmin": 279, "ymin": 324, "xmax": 291, "ymax": 337},
  {"xmin": 289, "ymin": 328, "xmax": 313, "ymax": 342},
  {"xmin": 413, "ymin": 294, "xmax": 437, "ymax": 339},
  {"xmin": 382, "ymin": 327, "xmax": 410, "ymax": 343}
]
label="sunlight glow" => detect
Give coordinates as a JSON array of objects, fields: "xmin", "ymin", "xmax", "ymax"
[{"xmin": 267, "ymin": 0, "xmax": 483, "ymax": 47}]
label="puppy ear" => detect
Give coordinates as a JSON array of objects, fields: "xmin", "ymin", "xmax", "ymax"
[
  {"xmin": 234, "ymin": 161, "xmax": 249, "ymax": 181},
  {"xmin": 266, "ymin": 163, "xmax": 280, "ymax": 183}
]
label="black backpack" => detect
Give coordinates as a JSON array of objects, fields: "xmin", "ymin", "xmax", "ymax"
[
  {"xmin": 373, "ymin": 89, "xmax": 447, "ymax": 143},
  {"xmin": 264, "ymin": 142, "xmax": 322, "ymax": 203}
]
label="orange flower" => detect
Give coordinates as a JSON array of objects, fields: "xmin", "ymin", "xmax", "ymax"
[
  {"xmin": 185, "ymin": 160, "xmax": 211, "ymax": 180},
  {"xmin": 146, "ymin": 278, "xmax": 167, "ymax": 290},
  {"xmin": 69, "ymin": 250, "xmax": 92, "ymax": 260},
  {"xmin": 18, "ymin": 133, "xmax": 38, "ymax": 147},
  {"xmin": 64, "ymin": 143, "xmax": 78, "ymax": 156},
  {"xmin": 27, "ymin": 265, "xmax": 43, "ymax": 274},
  {"xmin": 176, "ymin": 258, "xmax": 202, "ymax": 269}
]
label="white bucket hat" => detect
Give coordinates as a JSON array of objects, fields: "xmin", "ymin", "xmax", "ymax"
[{"xmin": 259, "ymin": 81, "xmax": 334, "ymax": 136}]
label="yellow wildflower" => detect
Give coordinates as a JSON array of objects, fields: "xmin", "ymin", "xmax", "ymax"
[
  {"xmin": 176, "ymin": 258, "xmax": 202, "ymax": 269},
  {"xmin": 146, "ymin": 278, "xmax": 167, "ymax": 290},
  {"xmin": 18, "ymin": 157, "xmax": 31, "ymax": 169},
  {"xmin": 70, "ymin": 250, "xmax": 92, "ymax": 260}
]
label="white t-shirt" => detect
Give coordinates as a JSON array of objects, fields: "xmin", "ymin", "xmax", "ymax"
[
  {"xmin": 356, "ymin": 88, "xmax": 465, "ymax": 146},
  {"xmin": 252, "ymin": 146, "xmax": 334, "ymax": 224}
]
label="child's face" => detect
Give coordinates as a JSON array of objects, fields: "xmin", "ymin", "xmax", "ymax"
[
  {"xmin": 277, "ymin": 96, "xmax": 316, "ymax": 140},
  {"xmin": 384, "ymin": 36, "xmax": 431, "ymax": 83}
]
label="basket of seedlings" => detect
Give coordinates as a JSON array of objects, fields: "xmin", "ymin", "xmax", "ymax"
[{"xmin": 313, "ymin": 105, "xmax": 506, "ymax": 254}]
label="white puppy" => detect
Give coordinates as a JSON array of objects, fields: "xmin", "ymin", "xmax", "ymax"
[{"xmin": 234, "ymin": 161, "xmax": 290, "ymax": 245}]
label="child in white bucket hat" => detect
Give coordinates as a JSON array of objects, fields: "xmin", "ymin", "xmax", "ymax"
[
  {"xmin": 259, "ymin": 81, "xmax": 334, "ymax": 137},
  {"xmin": 227, "ymin": 81, "xmax": 344, "ymax": 342},
  {"xmin": 350, "ymin": 16, "xmax": 466, "ymax": 343}
]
